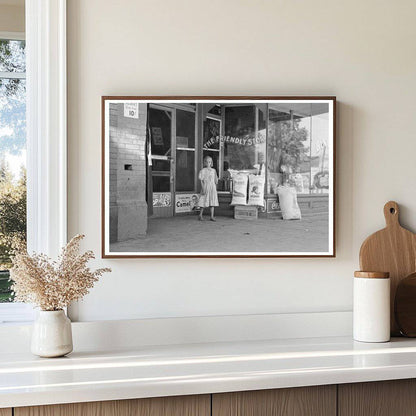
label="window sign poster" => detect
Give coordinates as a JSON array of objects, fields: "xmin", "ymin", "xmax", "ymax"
[
  {"xmin": 267, "ymin": 198, "xmax": 281, "ymax": 213},
  {"xmin": 153, "ymin": 192, "xmax": 171, "ymax": 207},
  {"xmin": 151, "ymin": 127, "xmax": 164, "ymax": 146},
  {"xmin": 175, "ymin": 194, "xmax": 200, "ymax": 213},
  {"xmin": 124, "ymin": 102, "xmax": 139, "ymax": 118}
]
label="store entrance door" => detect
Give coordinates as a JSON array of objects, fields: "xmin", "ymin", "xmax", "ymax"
[{"xmin": 149, "ymin": 106, "xmax": 174, "ymax": 217}]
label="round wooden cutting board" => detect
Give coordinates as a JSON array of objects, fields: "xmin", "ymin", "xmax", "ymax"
[
  {"xmin": 395, "ymin": 272, "xmax": 416, "ymax": 337},
  {"xmin": 359, "ymin": 201, "xmax": 416, "ymax": 336}
]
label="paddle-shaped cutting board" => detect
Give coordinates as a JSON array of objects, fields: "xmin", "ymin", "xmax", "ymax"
[
  {"xmin": 395, "ymin": 272, "xmax": 416, "ymax": 337},
  {"xmin": 359, "ymin": 201, "xmax": 416, "ymax": 335}
]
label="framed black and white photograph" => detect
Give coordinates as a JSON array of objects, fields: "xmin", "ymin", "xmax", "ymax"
[{"xmin": 102, "ymin": 97, "xmax": 336, "ymax": 258}]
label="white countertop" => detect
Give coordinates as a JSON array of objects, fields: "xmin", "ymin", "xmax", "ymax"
[{"xmin": 2, "ymin": 336, "xmax": 416, "ymax": 408}]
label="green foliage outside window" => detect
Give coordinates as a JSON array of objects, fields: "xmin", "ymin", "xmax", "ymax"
[
  {"xmin": 0, "ymin": 39, "xmax": 27, "ymax": 302},
  {"xmin": 0, "ymin": 163, "xmax": 26, "ymax": 302}
]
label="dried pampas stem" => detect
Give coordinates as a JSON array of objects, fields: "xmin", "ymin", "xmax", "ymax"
[{"xmin": 10, "ymin": 234, "xmax": 111, "ymax": 311}]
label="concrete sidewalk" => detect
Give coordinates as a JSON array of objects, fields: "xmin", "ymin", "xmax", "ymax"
[{"xmin": 110, "ymin": 211, "xmax": 329, "ymax": 254}]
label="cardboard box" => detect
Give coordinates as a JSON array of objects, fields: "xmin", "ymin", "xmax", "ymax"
[{"xmin": 234, "ymin": 205, "xmax": 258, "ymax": 220}]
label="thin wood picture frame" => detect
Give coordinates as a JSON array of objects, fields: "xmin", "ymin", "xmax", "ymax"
[{"xmin": 102, "ymin": 96, "xmax": 336, "ymax": 258}]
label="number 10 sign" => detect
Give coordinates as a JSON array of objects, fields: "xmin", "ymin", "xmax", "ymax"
[{"xmin": 123, "ymin": 102, "xmax": 139, "ymax": 118}]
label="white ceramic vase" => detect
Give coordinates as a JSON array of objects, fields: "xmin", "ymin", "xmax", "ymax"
[{"xmin": 31, "ymin": 310, "xmax": 73, "ymax": 358}]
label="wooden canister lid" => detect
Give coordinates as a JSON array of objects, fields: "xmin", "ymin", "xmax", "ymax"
[{"xmin": 354, "ymin": 271, "xmax": 390, "ymax": 279}]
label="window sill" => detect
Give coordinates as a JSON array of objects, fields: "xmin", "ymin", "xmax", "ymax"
[{"xmin": 0, "ymin": 303, "xmax": 35, "ymax": 324}]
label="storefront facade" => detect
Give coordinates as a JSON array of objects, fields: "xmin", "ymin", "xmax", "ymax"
[{"xmin": 148, "ymin": 101, "xmax": 330, "ymax": 218}]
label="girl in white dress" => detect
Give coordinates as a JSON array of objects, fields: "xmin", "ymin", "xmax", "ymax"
[{"xmin": 198, "ymin": 156, "xmax": 219, "ymax": 221}]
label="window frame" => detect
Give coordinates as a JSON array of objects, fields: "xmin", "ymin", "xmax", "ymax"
[
  {"xmin": 0, "ymin": 32, "xmax": 31, "ymax": 319},
  {"xmin": 0, "ymin": 0, "xmax": 67, "ymax": 323}
]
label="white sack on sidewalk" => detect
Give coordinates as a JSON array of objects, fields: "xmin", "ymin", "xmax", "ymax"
[
  {"xmin": 231, "ymin": 174, "xmax": 248, "ymax": 206},
  {"xmin": 276, "ymin": 186, "xmax": 301, "ymax": 220},
  {"xmin": 248, "ymin": 174, "xmax": 265, "ymax": 207}
]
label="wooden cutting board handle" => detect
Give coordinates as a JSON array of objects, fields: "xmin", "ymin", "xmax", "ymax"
[
  {"xmin": 384, "ymin": 201, "xmax": 400, "ymax": 228},
  {"xmin": 359, "ymin": 201, "xmax": 416, "ymax": 336}
]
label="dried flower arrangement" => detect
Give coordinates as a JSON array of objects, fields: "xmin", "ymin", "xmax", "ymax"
[{"xmin": 10, "ymin": 235, "xmax": 111, "ymax": 311}]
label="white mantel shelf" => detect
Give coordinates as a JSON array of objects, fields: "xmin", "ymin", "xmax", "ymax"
[{"xmin": 2, "ymin": 336, "xmax": 416, "ymax": 409}]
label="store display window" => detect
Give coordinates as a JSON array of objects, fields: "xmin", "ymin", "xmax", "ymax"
[
  {"xmin": 267, "ymin": 102, "xmax": 329, "ymax": 195},
  {"xmin": 223, "ymin": 105, "xmax": 267, "ymax": 180},
  {"xmin": 203, "ymin": 117, "xmax": 220, "ymax": 170}
]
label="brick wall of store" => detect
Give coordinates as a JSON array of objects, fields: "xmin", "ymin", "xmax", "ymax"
[{"xmin": 109, "ymin": 103, "xmax": 147, "ymax": 243}]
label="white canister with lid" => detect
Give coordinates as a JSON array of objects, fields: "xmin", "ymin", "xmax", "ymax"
[{"xmin": 353, "ymin": 271, "xmax": 390, "ymax": 342}]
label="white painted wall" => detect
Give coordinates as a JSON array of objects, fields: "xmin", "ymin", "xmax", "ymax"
[{"xmin": 67, "ymin": 0, "xmax": 416, "ymax": 322}]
